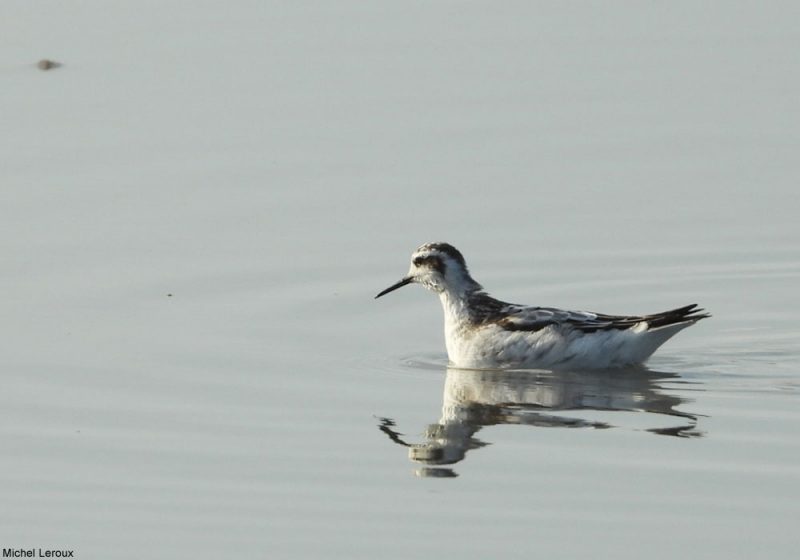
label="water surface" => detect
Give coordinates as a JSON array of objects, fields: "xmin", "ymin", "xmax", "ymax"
[{"xmin": 2, "ymin": 2, "xmax": 799, "ymax": 559}]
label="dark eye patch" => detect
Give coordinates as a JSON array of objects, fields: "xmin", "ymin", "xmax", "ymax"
[{"xmin": 413, "ymin": 255, "xmax": 445, "ymax": 274}]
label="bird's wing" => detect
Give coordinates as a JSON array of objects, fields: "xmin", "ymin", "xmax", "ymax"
[
  {"xmin": 496, "ymin": 306, "xmax": 609, "ymax": 332},
  {"xmin": 497, "ymin": 303, "xmax": 709, "ymax": 333}
]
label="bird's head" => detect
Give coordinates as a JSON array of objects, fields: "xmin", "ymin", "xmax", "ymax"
[{"xmin": 375, "ymin": 242, "xmax": 480, "ymax": 299}]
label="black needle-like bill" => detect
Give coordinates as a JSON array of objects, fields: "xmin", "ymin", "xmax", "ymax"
[{"xmin": 375, "ymin": 276, "xmax": 414, "ymax": 299}]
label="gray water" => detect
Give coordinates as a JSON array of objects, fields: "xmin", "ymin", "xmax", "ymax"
[{"xmin": 2, "ymin": 2, "xmax": 799, "ymax": 558}]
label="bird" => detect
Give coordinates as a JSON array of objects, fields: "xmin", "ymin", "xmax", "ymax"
[{"xmin": 375, "ymin": 242, "xmax": 709, "ymax": 370}]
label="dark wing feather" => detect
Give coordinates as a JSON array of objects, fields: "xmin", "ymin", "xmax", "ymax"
[{"xmin": 496, "ymin": 303, "xmax": 710, "ymax": 334}]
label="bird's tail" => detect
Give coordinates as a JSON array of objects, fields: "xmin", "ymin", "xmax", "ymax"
[{"xmin": 645, "ymin": 304, "xmax": 711, "ymax": 330}]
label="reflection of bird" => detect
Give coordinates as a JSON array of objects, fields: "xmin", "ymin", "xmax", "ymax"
[
  {"xmin": 376, "ymin": 242, "xmax": 709, "ymax": 369},
  {"xmin": 378, "ymin": 367, "xmax": 701, "ymax": 475}
]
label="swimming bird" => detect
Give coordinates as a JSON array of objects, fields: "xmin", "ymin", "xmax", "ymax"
[{"xmin": 375, "ymin": 242, "xmax": 709, "ymax": 369}]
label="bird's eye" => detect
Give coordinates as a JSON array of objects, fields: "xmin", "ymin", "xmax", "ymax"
[{"xmin": 413, "ymin": 257, "xmax": 424, "ymax": 266}]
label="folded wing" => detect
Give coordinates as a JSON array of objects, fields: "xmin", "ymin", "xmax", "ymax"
[{"xmin": 497, "ymin": 303, "xmax": 710, "ymax": 334}]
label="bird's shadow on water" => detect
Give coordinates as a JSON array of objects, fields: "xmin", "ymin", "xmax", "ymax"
[{"xmin": 376, "ymin": 365, "xmax": 703, "ymax": 478}]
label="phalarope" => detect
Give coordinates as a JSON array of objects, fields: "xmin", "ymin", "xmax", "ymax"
[{"xmin": 375, "ymin": 242, "xmax": 709, "ymax": 369}]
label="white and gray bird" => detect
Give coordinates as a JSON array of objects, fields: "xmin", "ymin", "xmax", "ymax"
[{"xmin": 375, "ymin": 242, "xmax": 709, "ymax": 369}]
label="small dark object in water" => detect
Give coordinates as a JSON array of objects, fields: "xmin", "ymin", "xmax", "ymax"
[{"xmin": 37, "ymin": 59, "xmax": 62, "ymax": 70}]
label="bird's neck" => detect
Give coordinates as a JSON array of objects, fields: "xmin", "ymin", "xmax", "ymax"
[{"xmin": 438, "ymin": 279, "xmax": 482, "ymax": 326}]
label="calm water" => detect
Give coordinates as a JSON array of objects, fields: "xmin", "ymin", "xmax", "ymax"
[{"xmin": 2, "ymin": 2, "xmax": 799, "ymax": 559}]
